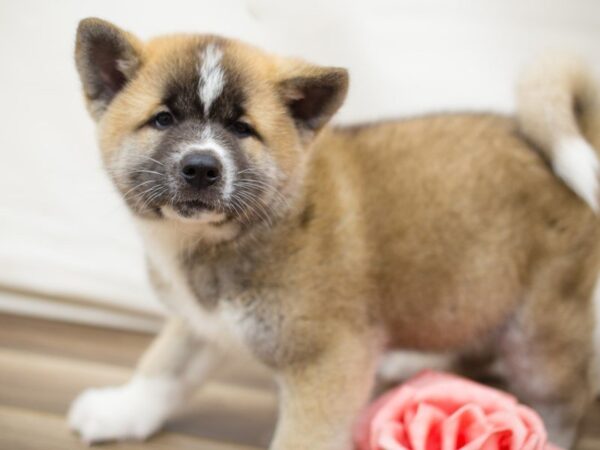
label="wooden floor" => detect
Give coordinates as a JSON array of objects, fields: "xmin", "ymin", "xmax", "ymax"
[{"xmin": 0, "ymin": 313, "xmax": 598, "ymax": 450}]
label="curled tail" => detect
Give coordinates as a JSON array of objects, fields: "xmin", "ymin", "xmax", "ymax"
[{"xmin": 517, "ymin": 54, "xmax": 600, "ymax": 212}]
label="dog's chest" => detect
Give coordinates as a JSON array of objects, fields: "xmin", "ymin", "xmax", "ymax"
[{"xmin": 138, "ymin": 222, "xmax": 249, "ymax": 344}]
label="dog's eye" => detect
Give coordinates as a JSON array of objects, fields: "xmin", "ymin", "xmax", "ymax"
[
  {"xmin": 229, "ymin": 120, "xmax": 255, "ymax": 139},
  {"xmin": 152, "ymin": 111, "xmax": 175, "ymax": 129}
]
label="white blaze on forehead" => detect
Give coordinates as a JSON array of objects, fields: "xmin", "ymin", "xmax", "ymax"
[{"xmin": 198, "ymin": 43, "xmax": 225, "ymax": 115}]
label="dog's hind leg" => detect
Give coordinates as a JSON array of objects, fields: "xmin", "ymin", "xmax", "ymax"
[{"xmin": 497, "ymin": 267, "xmax": 597, "ymax": 449}]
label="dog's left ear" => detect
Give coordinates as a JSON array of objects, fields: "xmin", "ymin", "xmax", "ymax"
[
  {"xmin": 278, "ymin": 63, "xmax": 349, "ymax": 137},
  {"xmin": 75, "ymin": 18, "xmax": 143, "ymax": 119}
]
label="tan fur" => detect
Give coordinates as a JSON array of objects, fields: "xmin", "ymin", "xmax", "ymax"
[
  {"xmin": 517, "ymin": 54, "xmax": 600, "ymax": 212},
  {"xmin": 71, "ymin": 18, "xmax": 600, "ymax": 449},
  {"xmin": 518, "ymin": 53, "xmax": 600, "ymax": 153}
]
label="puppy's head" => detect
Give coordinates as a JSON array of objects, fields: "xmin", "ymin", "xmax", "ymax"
[{"xmin": 75, "ymin": 18, "xmax": 348, "ymax": 233}]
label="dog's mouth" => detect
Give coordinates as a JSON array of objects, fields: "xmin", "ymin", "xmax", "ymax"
[
  {"xmin": 175, "ymin": 199, "xmax": 213, "ymax": 211},
  {"xmin": 171, "ymin": 198, "xmax": 217, "ymax": 217},
  {"xmin": 163, "ymin": 198, "xmax": 233, "ymax": 225}
]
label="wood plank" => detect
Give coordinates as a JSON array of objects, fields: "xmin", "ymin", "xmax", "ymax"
[
  {"xmin": 0, "ymin": 312, "xmax": 275, "ymax": 390},
  {"xmin": 0, "ymin": 348, "xmax": 277, "ymax": 448},
  {"xmin": 0, "ymin": 313, "xmax": 598, "ymax": 449},
  {"xmin": 0, "ymin": 312, "xmax": 150, "ymax": 367},
  {"xmin": 0, "ymin": 405, "xmax": 260, "ymax": 450}
]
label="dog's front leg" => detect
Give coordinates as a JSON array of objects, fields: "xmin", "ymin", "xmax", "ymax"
[
  {"xmin": 270, "ymin": 329, "xmax": 380, "ymax": 450},
  {"xmin": 68, "ymin": 316, "xmax": 222, "ymax": 444}
]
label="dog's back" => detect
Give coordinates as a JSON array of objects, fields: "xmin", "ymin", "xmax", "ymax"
[{"xmin": 306, "ymin": 112, "xmax": 600, "ymax": 350}]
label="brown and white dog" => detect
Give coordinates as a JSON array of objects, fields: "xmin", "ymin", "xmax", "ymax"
[{"xmin": 68, "ymin": 18, "xmax": 600, "ymax": 449}]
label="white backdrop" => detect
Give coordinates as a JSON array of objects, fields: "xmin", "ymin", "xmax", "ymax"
[{"xmin": 1, "ymin": 0, "xmax": 599, "ymax": 330}]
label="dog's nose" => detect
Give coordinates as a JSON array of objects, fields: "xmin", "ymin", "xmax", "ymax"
[{"xmin": 180, "ymin": 152, "xmax": 222, "ymax": 189}]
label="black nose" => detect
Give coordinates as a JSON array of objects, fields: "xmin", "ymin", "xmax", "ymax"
[{"xmin": 180, "ymin": 152, "xmax": 222, "ymax": 189}]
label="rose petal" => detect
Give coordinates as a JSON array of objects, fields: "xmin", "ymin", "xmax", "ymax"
[
  {"xmin": 371, "ymin": 387, "xmax": 418, "ymax": 449},
  {"xmin": 353, "ymin": 371, "xmax": 565, "ymax": 450},
  {"xmin": 460, "ymin": 428, "xmax": 513, "ymax": 450},
  {"xmin": 486, "ymin": 410, "xmax": 528, "ymax": 450},
  {"xmin": 407, "ymin": 373, "xmax": 518, "ymax": 414},
  {"xmin": 405, "ymin": 403, "xmax": 447, "ymax": 450},
  {"xmin": 378, "ymin": 422, "xmax": 410, "ymax": 450},
  {"xmin": 516, "ymin": 405, "xmax": 548, "ymax": 448},
  {"xmin": 441, "ymin": 404, "xmax": 489, "ymax": 450},
  {"xmin": 522, "ymin": 434, "xmax": 541, "ymax": 450}
]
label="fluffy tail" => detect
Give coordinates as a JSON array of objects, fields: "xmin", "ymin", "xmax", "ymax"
[{"xmin": 517, "ymin": 54, "xmax": 600, "ymax": 212}]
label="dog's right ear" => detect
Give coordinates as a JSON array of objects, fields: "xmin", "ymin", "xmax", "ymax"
[{"xmin": 75, "ymin": 18, "xmax": 142, "ymax": 119}]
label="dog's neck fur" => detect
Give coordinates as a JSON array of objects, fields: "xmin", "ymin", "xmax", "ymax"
[{"xmin": 134, "ymin": 141, "xmax": 316, "ymax": 313}]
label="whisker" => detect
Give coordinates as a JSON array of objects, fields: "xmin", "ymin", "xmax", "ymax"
[
  {"xmin": 130, "ymin": 169, "xmax": 165, "ymax": 176},
  {"xmin": 121, "ymin": 180, "xmax": 156, "ymax": 200},
  {"xmin": 140, "ymin": 187, "xmax": 168, "ymax": 211},
  {"xmin": 134, "ymin": 185, "xmax": 167, "ymax": 211},
  {"xmin": 235, "ymin": 189, "xmax": 274, "ymax": 227},
  {"xmin": 146, "ymin": 156, "xmax": 165, "ymax": 167}
]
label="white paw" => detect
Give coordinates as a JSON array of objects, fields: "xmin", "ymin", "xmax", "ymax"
[{"xmin": 68, "ymin": 376, "xmax": 182, "ymax": 444}]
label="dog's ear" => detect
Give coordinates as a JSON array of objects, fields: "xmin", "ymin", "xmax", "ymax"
[
  {"xmin": 75, "ymin": 18, "xmax": 142, "ymax": 119},
  {"xmin": 278, "ymin": 63, "xmax": 349, "ymax": 138}
]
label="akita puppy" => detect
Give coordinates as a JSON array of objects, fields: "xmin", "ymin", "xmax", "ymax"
[{"xmin": 69, "ymin": 18, "xmax": 600, "ymax": 449}]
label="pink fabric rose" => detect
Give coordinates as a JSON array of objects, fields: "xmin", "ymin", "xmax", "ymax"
[{"xmin": 354, "ymin": 371, "xmax": 562, "ymax": 450}]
